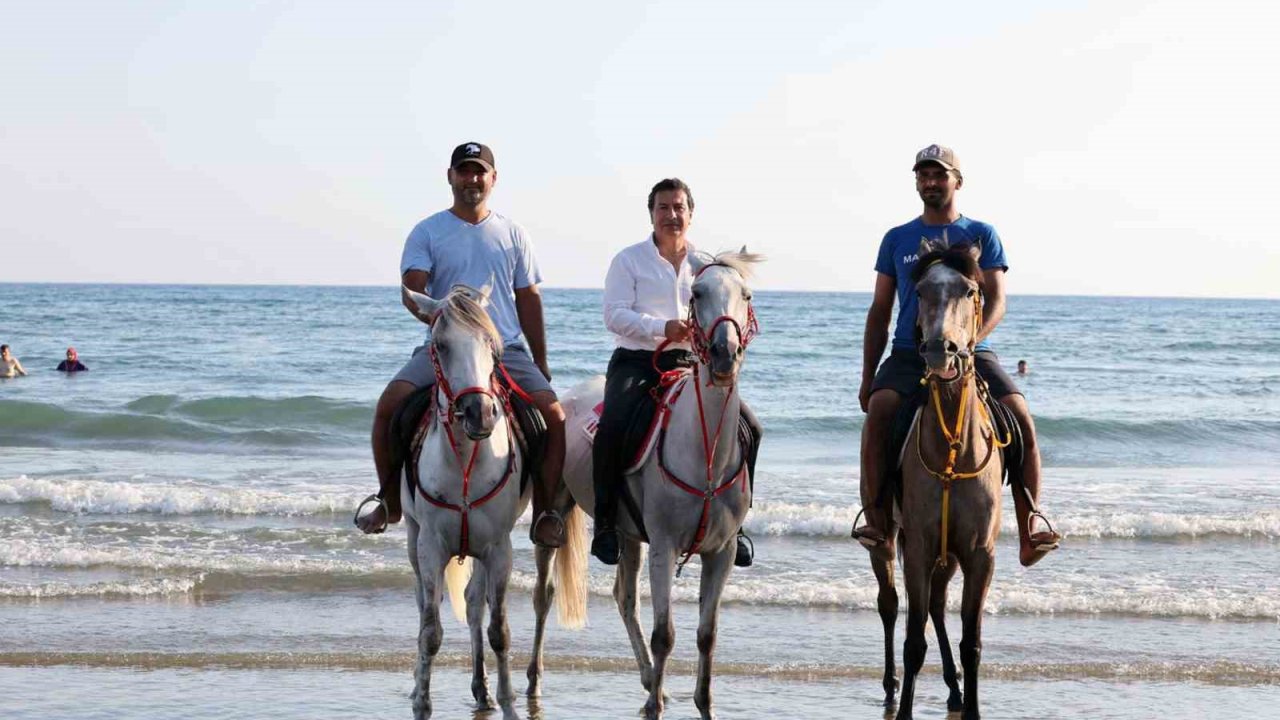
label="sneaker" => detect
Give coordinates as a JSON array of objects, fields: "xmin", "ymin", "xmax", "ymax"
[{"xmin": 591, "ymin": 529, "xmax": 620, "ymax": 565}]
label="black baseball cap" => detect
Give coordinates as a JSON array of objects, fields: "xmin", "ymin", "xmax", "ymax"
[{"xmin": 450, "ymin": 142, "xmax": 495, "ymax": 172}]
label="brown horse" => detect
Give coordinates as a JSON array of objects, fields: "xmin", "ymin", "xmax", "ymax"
[{"xmin": 866, "ymin": 239, "xmax": 1007, "ymax": 719}]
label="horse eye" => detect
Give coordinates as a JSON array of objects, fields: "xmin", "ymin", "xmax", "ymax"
[
  {"xmin": 691, "ymin": 289, "xmax": 702, "ymax": 299},
  {"xmin": 743, "ymin": 291, "xmax": 753, "ymax": 301},
  {"xmin": 966, "ymin": 288, "xmax": 977, "ymax": 298}
]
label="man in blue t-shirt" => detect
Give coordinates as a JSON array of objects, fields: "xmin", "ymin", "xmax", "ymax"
[
  {"xmin": 355, "ymin": 142, "xmax": 567, "ymax": 550},
  {"xmin": 852, "ymin": 144, "xmax": 1060, "ymax": 567}
]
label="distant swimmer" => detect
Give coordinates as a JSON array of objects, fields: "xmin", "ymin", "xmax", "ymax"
[
  {"xmin": 1, "ymin": 344, "xmax": 27, "ymax": 378},
  {"xmin": 1017, "ymin": 359, "xmax": 1029, "ymax": 376},
  {"xmin": 56, "ymin": 347, "xmax": 88, "ymax": 372}
]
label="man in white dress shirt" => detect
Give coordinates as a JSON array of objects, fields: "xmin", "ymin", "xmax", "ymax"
[{"xmin": 591, "ymin": 178, "xmax": 761, "ymax": 566}]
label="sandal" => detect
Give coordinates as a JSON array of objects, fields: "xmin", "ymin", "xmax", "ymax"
[
  {"xmin": 530, "ymin": 510, "xmax": 565, "ymax": 548},
  {"xmin": 353, "ymin": 494, "xmax": 389, "ymax": 535},
  {"xmin": 1019, "ymin": 511, "xmax": 1061, "ymax": 567}
]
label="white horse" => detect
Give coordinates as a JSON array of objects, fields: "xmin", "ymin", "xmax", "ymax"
[
  {"xmin": 398, "ymin": 284, "xmax": 587, "ymax": 720},
  {"xmin": 537, "ymin": 250, "xmax": 763, "ymax": 720}
]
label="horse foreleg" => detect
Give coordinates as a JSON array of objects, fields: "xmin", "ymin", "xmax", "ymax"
[
  {"xmin": 870, "ymin": 550, "xmax": 899, "ymax": 707},
  {"xmin": 411, "ymin": 545, "xmax": 448, "ymax": 720},
  {"xmin": 693, "ymin": 540, "xmax": 735, "ymax": 720},
  {"xmin": 485, "ymin": 539, "xmax": 518, "ymax": 717},
  {"xmin": 466, "ymin": 561, "xmax": 494, "ymax": 709},
  {"xmin": 895, "ymin": 542, "xmax": 931, "ymax": 720},
  {"xmin": 930, "ymin": 557, "xmax": 963, "ymax": 712},
  {"xmin": 643, "ymin": 543, "xmax": 677, "ymax": 720},
  {"xmin": 526, "ymin": 543, "xmax": 555, "ymax": 698},
  {"xmin": 614, "ymin": 537, "xmax": 653, "ymax": 691},
  {"xmin": 960, "ymin": 550, "xmax": 994, "ymax": 720}
]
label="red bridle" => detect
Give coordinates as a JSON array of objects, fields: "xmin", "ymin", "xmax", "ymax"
[
  {"xmin": 654, "ymin": 262, "xmax": 760, "ymax": 573},
  {"xmin": 414, "ymin": 339, "xmax": 527, "ymax": 561}
]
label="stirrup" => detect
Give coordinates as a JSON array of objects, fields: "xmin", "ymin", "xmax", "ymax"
[
  {"xmin": 1028, "ymin": 510, "xmax": 1062, "ymax": 547},
  {"xmin": 530, "ymin": 510, "xmax": 566, "ymax": 548},
  {"xmin": 850, "ymin": 508, "xmax": 887, "ymax": 548},
  {"xmin": 353, "ymin": 493, "xmax": 388, "ymax": 534}
]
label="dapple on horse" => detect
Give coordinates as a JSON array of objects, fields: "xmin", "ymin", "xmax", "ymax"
[
  {"xmin": 538, "ymin": 250, "xmax": 762, "ymax": 720},
  {"xmin": 392, "ymin": 284, "xmax": 587, "ymax": 720},
  {"xmin": 872, "ymin": 239, "xmax": 1007, "ymax": 719}
]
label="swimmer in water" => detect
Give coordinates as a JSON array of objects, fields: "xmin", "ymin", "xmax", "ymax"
[{"xmin": 1, "ymin": 344, "xmax": 28, "ymax": 378}]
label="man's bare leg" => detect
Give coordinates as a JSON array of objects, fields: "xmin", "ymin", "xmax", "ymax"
[
  {"xmin": 854, "ymin": 389, "xmax": 903, "ymax": 560},
  {"xmin": 357, "ymin": 379, "xmax": 417, "ymax": 534},
  {"xmin": 529, "ymin": 390, "xmax": 566, "ymax": 548},
  {"xmin": 999, "ymin": 393, "xmax": 1061, "ymax": 567}
]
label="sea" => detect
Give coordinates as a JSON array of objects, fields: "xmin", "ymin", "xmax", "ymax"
[{"xmin": 1, "ymin": 283, "xmax": 1277, "ymax": 720}]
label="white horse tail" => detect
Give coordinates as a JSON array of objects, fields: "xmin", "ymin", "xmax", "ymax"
[
  {"xmin": 444, "ymin": 556, "xmax": 472, "ymax": 624},
  {"xmin": 553, "ymin": 504, "xmax": 589, "ymax": 629}
]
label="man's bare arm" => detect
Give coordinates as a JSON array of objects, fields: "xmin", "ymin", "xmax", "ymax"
[
  {"xmin": 978, "ymin": 268, "xmax": 1007, "ymax": 343},
  {"xmin": 860, "ymin": 273, "xmax": 897, "ymax": 412},
  {"xmin": 515, "ymin": 285, "xmax": 550, "ymax": 380}
]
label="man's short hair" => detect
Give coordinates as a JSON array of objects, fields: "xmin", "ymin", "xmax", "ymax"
[
  {"xmin": 647, "ymin": 178, "xmax": 695, "ymax": 212},
  {"xmin": 0, "ymin": 345, "xmax": 7, "ymax": 353}
]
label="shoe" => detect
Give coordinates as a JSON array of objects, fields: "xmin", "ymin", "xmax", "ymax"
[
  {"xmin": 734, "ymin": 529, "xmax": 754, "ymax": 568},
  {"xmin": 591, "ymin": 528, "xmax": 620, "ymax": 565}
]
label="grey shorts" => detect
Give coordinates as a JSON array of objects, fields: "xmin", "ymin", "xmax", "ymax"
[
  {"xmin": 392, "ymin": 343, "xmax": 556, "ymax": 398},
  {"xmin": 870, "ymin": 348, "xmax": 1021, "ymax": 399}
]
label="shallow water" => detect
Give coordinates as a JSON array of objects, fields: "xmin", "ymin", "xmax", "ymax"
[{"xmin": 1, "ymin": 284, "xmax": 1278, "ymax": 718}]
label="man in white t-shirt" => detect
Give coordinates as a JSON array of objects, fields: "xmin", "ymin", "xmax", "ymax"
[{"xmin": 356, "ymin": 142, "xmax": 567, "ymax": 549}]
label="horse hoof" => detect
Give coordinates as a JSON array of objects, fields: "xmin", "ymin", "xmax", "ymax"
[
  {"xmin": 947, "ymin": 692, "xmax": 964, "ymax": 712},
  {"xmin": 643, "ymin": 698, "xmax": 664, "ymax": 720},
  {"xmin": 525, "ymin": 680, "xmax": 541, "ymax": 698}
]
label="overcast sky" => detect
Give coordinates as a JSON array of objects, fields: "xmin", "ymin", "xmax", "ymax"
[{"xmin": 2, "ymin": 0, "xmax": 1276, "ymax": 298}]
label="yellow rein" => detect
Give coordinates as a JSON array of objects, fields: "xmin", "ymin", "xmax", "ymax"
[{"xmin": 916, "ymin": 293, "xmax": 1010, "ymax": 568}]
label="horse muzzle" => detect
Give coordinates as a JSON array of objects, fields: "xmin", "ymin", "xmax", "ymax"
[
  {"xmin": 919, "ymin": 338, "xmax": 968, "ymax": 377},
  {"xmin": 454, "ymin": 394, "xmax": 498, "ymax": 441}
]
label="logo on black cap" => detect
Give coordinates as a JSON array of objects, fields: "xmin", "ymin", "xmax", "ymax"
[{"xmin": 451, "ymin": 142, "xmax": 495, "ymax": 172}]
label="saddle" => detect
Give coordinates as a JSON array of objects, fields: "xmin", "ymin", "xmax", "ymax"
[
  {"xmin": 585, "ymin": 372, "xmax": 760, "ymax": 542},
  {"xmin": 879, "ymin": 379, "xmax": 1024, "ymax": 510},
  {"xmin": 390, "ymin": 368, "xmax": 545, "ymax": 505}
]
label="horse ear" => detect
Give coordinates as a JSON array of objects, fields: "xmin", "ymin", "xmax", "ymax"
[
  {"xmin": 918, "ymin": 237, "xmax": 934, "ymax": 257},
  {"xmin": 688, "ymin": 251, "xmax": 710, "ymax": 275},
  {"xmin": 739, "ymin": 244, "xmax": 748, "ymax": 254},
  {"xmin": 403, "ymin": 286, "xmax": 442, "ymax": 321},
  {"xmin": 966, "ymin": 242, "xmax": 982, "ymax": 262},
  {"xmin": 476, "ymin": 277, "xmax": 494, "ymax": 307}
]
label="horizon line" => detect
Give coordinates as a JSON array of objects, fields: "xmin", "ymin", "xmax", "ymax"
[{"xmin": 0, "ymin": 280, "xmax": 1276, "ymax": 303}]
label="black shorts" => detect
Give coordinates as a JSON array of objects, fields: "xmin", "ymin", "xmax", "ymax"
[{"xmin": 870, "ymin": 348, "xmax": 1021, "ymax": 399}]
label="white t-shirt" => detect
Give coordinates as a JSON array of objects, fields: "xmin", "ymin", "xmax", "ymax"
[
  {"xmin": 400, "ymin": 210, "xmax": 542, "ymax": 347},
  {"xmin": 602, "ymin": 236, "xmax": 695, "ymax": 352}
]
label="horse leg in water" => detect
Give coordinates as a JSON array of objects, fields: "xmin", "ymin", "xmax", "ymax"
[
  {"xmin": 611, "ymin": 537, "xmax": 654, "ymax": 691},
  {"xmin": 960, "ymin": 549, "xmax": 995, "ymax": 719},
  {"xmin": 526, "ymin": 543, "xmax": 555, "ymax": 698},
  {"xmin": 870, "ymin": 535, "xmax": 900, "ymax": 707},
  {"xmin": 931, "ymin": 557, "xmax": 964, "ymax": 712},
  {"xmin": 693, "ymin": 540, "xmax": 736, "ymax": 720},
  {"xmin": 467, "ymin": 562, "xmax": 494, "ymax": 709},
  {"xmin": 410, "ymin": 539, "xmax": 449, "ymax": 720},
  {"xmin": 895, "ymin": 536, "xmax": 933, "ymax": 720},
  {"xmin": 643, "ymin": 542, "xmax": 678, "ymax": 720},
  {"xmin": 483, "ymin": 538, "xmax": 519, "ymax": 718}
]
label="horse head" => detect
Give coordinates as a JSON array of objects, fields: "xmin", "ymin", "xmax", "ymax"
[
  {"xmin": 404, "ymin": 283, "xmax": 502, "ymax": 440},
  {"xmin": 688, "ymin": 247, "xmax": 764, "ymax": 387},
  {"xmin": 912, "ymin": 238, "xmax": 983, "ymax": 379}
]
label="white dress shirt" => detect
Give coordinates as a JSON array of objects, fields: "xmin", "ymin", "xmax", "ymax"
[{"xmin": 603, "ymin": 236, "xmax": 695, "ymax": 352}]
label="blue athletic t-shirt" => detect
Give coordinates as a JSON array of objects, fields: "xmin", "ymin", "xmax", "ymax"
[
  {"xmin": 874, "ymin": 216, "xmax": 1008, "ymax": 352},
  {"xmin": 400, "ymin": 210, "xmax": 542, "ymax": 348}
]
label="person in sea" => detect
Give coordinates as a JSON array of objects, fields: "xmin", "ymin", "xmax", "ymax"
[
  {"xmin": 56, "ymin": 347, "xmax": 88, "ymax": 372},
  {"xmin": 1, "ymin": 345, "xmax": 27, "ymax": 378},
  {"xmin": 354, "ymin": 141, "xmax": 568, "ymax": 548},
  {"xmin": 1017, "ymin": 359, "xmax": 1030, "ymax": 376},
  {"xmin": 590, "ymin": 178, "xmax": 762, "ymax": 567},
  {"xmin": 851, "ymin": 144, "xmax": 1061, "ymax": 567}
]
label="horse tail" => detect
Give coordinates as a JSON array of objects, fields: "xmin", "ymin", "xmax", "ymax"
[
  {"xmin": 553, "ymin": 503, "xmax": 589, "ymax": 629},
  {"xmin": 444, "ymin": 556, "xmax": 472, "ymax": 624}
]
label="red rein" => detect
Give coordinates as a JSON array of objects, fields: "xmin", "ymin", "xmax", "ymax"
[
  {"xmin": 415, "ymin": 343, "xmax": 522, "ymax": 561},
  {"xmin": 654, "ymin": 264, "xmax": 759, "ymax": 573}
]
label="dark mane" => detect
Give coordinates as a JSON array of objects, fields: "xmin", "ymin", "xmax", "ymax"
[{"xmin": 910, "ymin": 244, "xmax": 984, "ymax": 289}]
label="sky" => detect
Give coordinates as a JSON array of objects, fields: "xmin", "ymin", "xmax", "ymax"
[{"xmin": 2, "ymin": 0, "xmax": 1277, "ymax": 298}]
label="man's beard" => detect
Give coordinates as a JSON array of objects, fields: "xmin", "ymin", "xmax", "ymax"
[
  {"xmin": 920, "ymin": 191, "xmax": 947, "ymax": 209},
  {"xmin": 457, "ymin": 187, "xmax": 485, "ymax": 205}
]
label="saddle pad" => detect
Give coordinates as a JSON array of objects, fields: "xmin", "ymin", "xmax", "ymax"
[{"xmin": 578, "ymin": 374, "xmax": 691, "ymax": 475}]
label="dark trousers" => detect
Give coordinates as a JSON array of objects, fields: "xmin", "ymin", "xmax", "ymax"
[{"xmin": 592, "ymin": 347, "xmax": 762, "ymax": 530}]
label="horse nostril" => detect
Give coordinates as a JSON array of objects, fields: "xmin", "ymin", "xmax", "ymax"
[{"xmin": 945, "ymin": 341, "xmax": 959, "ymax": 354}]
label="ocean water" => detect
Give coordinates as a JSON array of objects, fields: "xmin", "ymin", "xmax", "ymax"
[{"xmin": 1, "ymin": 283, "xmax": 1278, "ymax": 719}]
